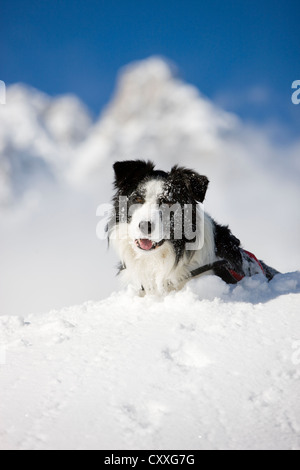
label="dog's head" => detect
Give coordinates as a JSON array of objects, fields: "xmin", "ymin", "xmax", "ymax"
[{"xmin": 110, "ymin": 160, "xmax": 209, "ymax": 262}]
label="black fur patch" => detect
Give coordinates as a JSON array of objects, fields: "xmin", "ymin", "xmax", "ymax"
[
  {"xmin": 213, "ymin": 222, "xmax": 244, "ymax": 278},
  {"xmin": 168, "ymin": 165, "xmax": 209, "ymax": 203},
  {"xmin": 113, "ymin": 160, "xmax": 157, "ymax": 194}
]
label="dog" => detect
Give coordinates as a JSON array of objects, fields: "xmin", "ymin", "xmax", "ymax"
[{"xmin": 108, "ymin": 160, "xmax": 279, "ymax": 294}]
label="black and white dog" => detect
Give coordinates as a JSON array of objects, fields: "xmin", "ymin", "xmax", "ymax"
[{"xmin": 108, "ymin": 160, "xmax": 278, "ymax": 294}]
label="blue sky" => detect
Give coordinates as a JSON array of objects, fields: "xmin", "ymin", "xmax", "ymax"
[{"xmin": 1, "ymin": 0, "xmax": 299, "ymax": 139}]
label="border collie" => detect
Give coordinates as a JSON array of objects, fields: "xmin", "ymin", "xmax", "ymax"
[{"xmin": 108, "ymin": 160, "xmax": 279, "ymax": 294}]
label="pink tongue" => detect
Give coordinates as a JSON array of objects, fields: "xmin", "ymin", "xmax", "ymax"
[{"xmin": 139, "ymin": 239, "xmax": 153, "ymax": 250}]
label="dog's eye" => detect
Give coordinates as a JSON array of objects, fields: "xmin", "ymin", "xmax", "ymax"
[{"xmin": 134, "ymin": 196, "xmax": 144, "ymax": 204}]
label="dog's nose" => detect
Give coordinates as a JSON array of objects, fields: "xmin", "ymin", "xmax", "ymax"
[{"xmin": 139, "ymin": 221, "xmax": 154, "ymax": 236}]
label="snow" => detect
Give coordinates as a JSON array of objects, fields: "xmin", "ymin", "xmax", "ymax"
[{"xmin": 1, "ymin": 272, "xmax": 300, "ymax": 450}]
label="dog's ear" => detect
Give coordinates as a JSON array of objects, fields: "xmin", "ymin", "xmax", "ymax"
[
  {"xmin": 170, "ymin": 166, "xmax": 209, "ymax": 203},
  {"xmin": 113, "ymin": 160, "xmax": 155, "ymax": 191}
]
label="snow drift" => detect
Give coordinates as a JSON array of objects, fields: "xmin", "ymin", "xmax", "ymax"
[{"xmin": 1, "ymin": 272, "xmax": 300, "ymax": 450}]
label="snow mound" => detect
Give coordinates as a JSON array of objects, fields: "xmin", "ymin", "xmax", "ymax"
[{"xmin": 1, "ymin": 272, "xmax": 300, "ymax": 450}]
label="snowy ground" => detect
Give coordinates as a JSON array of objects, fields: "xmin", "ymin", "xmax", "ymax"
[{"xmin": 1, "ymin": 272, "xmax": 300, "ymax": 450}]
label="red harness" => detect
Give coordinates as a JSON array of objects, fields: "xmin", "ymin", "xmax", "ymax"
[{"xmin": 228, "ymin": 250, "xmax": 265, "ymax": 282}]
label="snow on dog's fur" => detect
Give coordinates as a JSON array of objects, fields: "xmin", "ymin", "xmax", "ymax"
[{"xmin": 108, "ymin": 160, "xmax": 278, "ymax": 294}]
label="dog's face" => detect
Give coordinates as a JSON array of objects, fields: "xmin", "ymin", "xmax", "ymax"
[{"xmin": 110, "ymin": 160, "xmax": 209, "ymax": 263}]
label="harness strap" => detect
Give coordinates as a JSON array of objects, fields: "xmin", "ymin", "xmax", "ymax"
[
  {"xmin": 189, "ymin": 259, "xmax": 229, "ymax": 278},
  {"xmin": 190, "ymin": 250, "xmax": 266, "ymax": 283}
]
